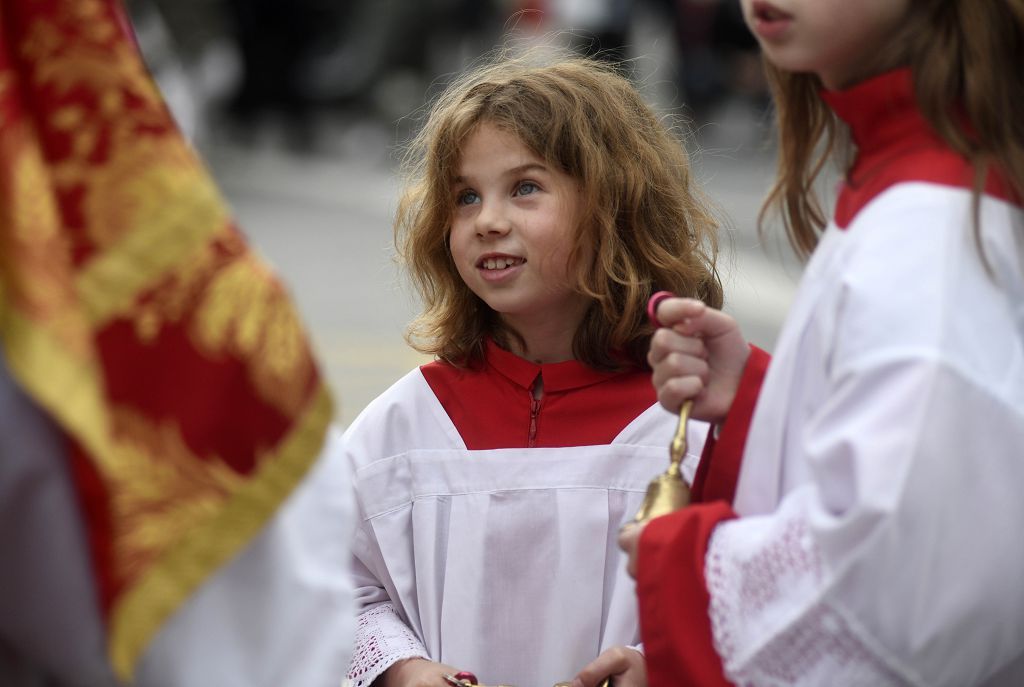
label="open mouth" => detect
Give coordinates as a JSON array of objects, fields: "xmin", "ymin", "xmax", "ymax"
[
  {"xmin": 478, "ymin": 256, "xmax": 525, "ymax": 270},
  {"xmin": 752, "ymin": 0, "xmax": 791, "ymax": 22}
]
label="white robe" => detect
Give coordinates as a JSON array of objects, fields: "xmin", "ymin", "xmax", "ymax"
[
  {"xmin": 708, "ymin": 182, "xmax": 1024, "ymax": 686},
  {"xmin": 344, "ymin": 367, "xmax": 705, "ymax": 686}
]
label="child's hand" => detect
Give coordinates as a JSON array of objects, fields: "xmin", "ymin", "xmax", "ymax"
[
  {"xmin": 616, "ymin": 520, "xmax": 647, "ymax": 580},
  {"xmin": 378, "ymin": 657, "xmax": 463, "ymax": 687},
  {"xmin": 569, "ymin": 644, "xmax": 647, "ymax": 687},
  {"xmin": 647, "ymin": 297, "xmax": 749, "ymax": 424}
]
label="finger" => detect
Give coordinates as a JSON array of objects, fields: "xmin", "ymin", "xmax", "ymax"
[
  {"xmin": 671, "ymin": 303, "xmax": 737, "ymax": 340},
  {"xmin": 655, "ymin": 364, "xmax": 704, "ymax": 409},
  {"xmin": 648, "ymin": 328, "xmax": 707, "ymax": 364},
  {"xmin": 617, "ymin": 520, "xmax": 641, "ymax": 548},
  {"xmin": 572, "ymin": 646, "xmax": 633, "ymax": 687},
  {"xmin": 653, "ymin": 297, "xmax": 707, "ymax": 328},
  {"xmin": 617, "ymin": 522, "xmax": 644, "ymax": 578},
  {"xmin": 655, "ymin": 375, "xmax": 705, "ymax": 414},
  {"xmin": 651, "ymin": 351, "xmax": 709, "ymax": 389}
]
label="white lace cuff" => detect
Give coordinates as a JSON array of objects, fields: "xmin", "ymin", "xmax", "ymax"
[
  {"xmin": 347, "ymin": 603, "xmax": 429, "ymax": 687},
  {"xmin": 706, "ymin": 514, "xmax": 913, "ymax": 686}
]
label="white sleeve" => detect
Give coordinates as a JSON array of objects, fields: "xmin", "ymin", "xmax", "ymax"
[
  {"xmin": 341, "ymin": 379, "xmax": 434, "ymax": 686},
  {"xmin": 137, "ymin": 426, "xmax": 356, "ymax": 687},
  {"xmin": 345, "ymin": 514, "xmax": 430, "ymax": 686},
  {"xmin": 347, "ymin": 602, "xmax": 430, "ymax": 687},
  {"xmin": 706, "ymin": 358, "xmax": 1024, "ymax": 687}
]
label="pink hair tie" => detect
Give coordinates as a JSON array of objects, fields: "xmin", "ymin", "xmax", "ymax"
[{"xmin": 647, "ymin": 290, "xmax": 675, "ymax": 327}]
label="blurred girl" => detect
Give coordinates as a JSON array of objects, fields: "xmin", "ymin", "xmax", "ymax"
[
  {"xmin": 343, "ymin": 51, "xmax": 723, "ymax": 687},
  {"xmin": 624, "ymin": 1, "xmax": 1024, "ymax": 686}
]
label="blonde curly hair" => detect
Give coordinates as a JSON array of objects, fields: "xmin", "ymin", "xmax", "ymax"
[{"xmin": 396, "ymin": 49, "xmax": 723, "ymax": 369}]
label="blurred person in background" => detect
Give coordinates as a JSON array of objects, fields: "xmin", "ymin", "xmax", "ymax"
[
  {"xmin": 516, "ymin": 0, "xmax": 767, "ymax": 125},
  {"xmin": 220, "ymin": 0, "xmax": 344, "ymax": 142},
  {"xmin": 0, "ymin": 1, "xmax": 354, "ymax": 685},
  {"xmin": 662, "ymin": 0, "xmax": 765, "ymax": 120},
  {"xmin": 212, "ymin": 0, "xmax": 504, "ymax": 148}
]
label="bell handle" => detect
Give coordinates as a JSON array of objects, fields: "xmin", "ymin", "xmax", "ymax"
[{"xmin": 669, "ymin": 398, "xmax": 693, "ymax": 468}]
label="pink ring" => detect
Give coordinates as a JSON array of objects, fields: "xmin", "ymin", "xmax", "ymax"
[{"xmin": 647, "ymin": 290, "xmax": 675, "ymax": 327}]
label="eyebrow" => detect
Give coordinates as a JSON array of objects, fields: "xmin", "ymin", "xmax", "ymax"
[{"xmin": 453, "ymin": 162, "xmax": 549, "ymax": 184}]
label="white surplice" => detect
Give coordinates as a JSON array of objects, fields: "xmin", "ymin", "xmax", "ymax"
[
  {"xmin": 345, "ymin": 367, "xmax": 705, "ymax": 686},
  {"xmin": 707, "ymin": 181, "xmax": 1024, "ymax": 686}
]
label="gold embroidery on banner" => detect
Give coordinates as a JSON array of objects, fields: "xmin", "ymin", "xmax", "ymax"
[
  {"xmin": 106, "ymin": 406, "xmax": 243, "ymax": 583},
  {"xmin": 109, "ymin": 384, "xmax": 334, "ymax": 681},
  {"xmin": 121, "ymin": 232, "xmax": 227, "ymax": 343},
  {"xmin": 26, "ymin": 43, "xmax": 162, "ymax": 129},
  {"xmin": 192, "ymin": 254, "xmax": 314, "ymax": 417},
  {"xmin": 19, "ymin": 5, "xmax": 229, "ymax": 326},
  {"xmin": 5, "ymin": 5, "xmax": 334, "ymax": 681},
  {"xmin": 1, "ymin": 120, "xmax": 92, "ymax": 361},
  {"xmin": 75, "ymin": 163, "xmax": 229, "ymax": 327},
  {"xmin": 80, "ymin": 137, "xmax": 212, "ymax": 248},
  {"xmin": 12, "ymin": 141, "xmax": 61, "ymax": 243},
  {"xmin": 2, "ymin": 315, "xmax": 242, "ymax": 586},
  {"xmin": 3, "ymin": 304, "xmax": 333, "ymax": 683},
  {"xmin": 14, "ymin": 2, "xmax": 313, "ymax": 418},
  {"xmin": 100, "ymin": 227, "xmax": 316, "ymax": 419}
]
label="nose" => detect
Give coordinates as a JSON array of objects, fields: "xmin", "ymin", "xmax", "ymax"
[{"xmin": 474, "ymin": 199, "xmax": 511, "ymax": 238}]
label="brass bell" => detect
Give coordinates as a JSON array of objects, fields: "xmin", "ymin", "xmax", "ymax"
[{"xmin": 632, "ymin": 399, "xmax": 693, "ymax": 524}]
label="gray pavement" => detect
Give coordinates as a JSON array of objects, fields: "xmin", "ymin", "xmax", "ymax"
[{"xmin": 201, "ymin": 106, "xmax": 802, "ymax": 428}]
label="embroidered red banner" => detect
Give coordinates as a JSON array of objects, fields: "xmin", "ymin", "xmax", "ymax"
[{"xmin": 0, "ymin": 0, "xmax": 333, "ymax": 678}]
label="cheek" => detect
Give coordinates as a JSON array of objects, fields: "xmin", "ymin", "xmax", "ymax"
[
  {"xmin": 536, "ymin": 242, "xmax": 578, "ymax": 285},
  {"xmin": 447, "ymin": 223, "xmax": 469, "ymax": 262},
  {"xmin": 447, "ymin": 230, "xmax": 478, "ymax": 282}
]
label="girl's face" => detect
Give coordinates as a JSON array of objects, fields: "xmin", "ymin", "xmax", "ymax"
[
  {"xmin": 740, "ymin": 0, "xmax": 910, "ymax": 89},
  {"xmin": 449, "ymin": 122, "xmax": 588, "ymax": 344}
]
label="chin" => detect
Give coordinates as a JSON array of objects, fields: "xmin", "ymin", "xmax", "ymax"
[{"xmin": 760, "ymin": 49, "xmax": 821, "ymax": 79}]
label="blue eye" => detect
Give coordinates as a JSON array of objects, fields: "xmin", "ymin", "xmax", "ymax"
[
  {"xmin": 515, "ymin": 182, "xmax": 538, "ymax": 196},
  {"xmin": 457, "ymin": 190, "xmax": 480, "ymax": 206}
]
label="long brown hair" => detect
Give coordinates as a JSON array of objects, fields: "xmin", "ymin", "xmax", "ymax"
[
  {"xmin": 762, "ymin": 0, "xmax": 1024, "ymax": 259},
  {"xmin": 396, "ymin": 48, "xmax": 723, "ymax": 369}
]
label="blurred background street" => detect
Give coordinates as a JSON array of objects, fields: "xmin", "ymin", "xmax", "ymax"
[{"xmin": 132, "ymin": 0, "xmax": 807, "ymax": 427}]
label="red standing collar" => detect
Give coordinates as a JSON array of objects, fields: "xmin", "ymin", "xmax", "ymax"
[
  {"xmin": 484, "ymin": 338, "xmax": 626, "ymax": 393},
  {"xmin": 821, "ymin": 68, "xmax": 1016, "ymax": 228}
]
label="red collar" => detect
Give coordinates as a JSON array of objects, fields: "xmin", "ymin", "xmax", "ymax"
[
  {"xmin": 484, "ymin": 339, "xmax": 625, "ymax": 393},
  {"xmin": 821, "ymin": 68, "xmax": 1016, "ymax": 227},
  {"xmin": 821, "ymin": 69, "xmax": 924, "ymax": 161}
]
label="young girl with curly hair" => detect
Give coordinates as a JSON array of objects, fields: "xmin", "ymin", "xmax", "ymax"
[{"xmin": 343, "ymin": 50, "xmax": 723, "ymax": 687}]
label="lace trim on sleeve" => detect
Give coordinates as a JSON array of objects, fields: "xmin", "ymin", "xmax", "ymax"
[
  {"xmin": 347, "ymin": 603, "xmax": 429, "ymax": 687},
  {"xmin": 705, "ymin": 513, "xmax": 917, "ymax": 686}
]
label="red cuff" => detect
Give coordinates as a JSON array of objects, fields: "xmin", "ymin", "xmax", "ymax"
[
  {"xmin": 691, "ymin": 344, "xmax": 770, "ymax": 504},
  {"xmin": 637, "ymin": 502, "xmax": 738, "ymax": 687}
]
